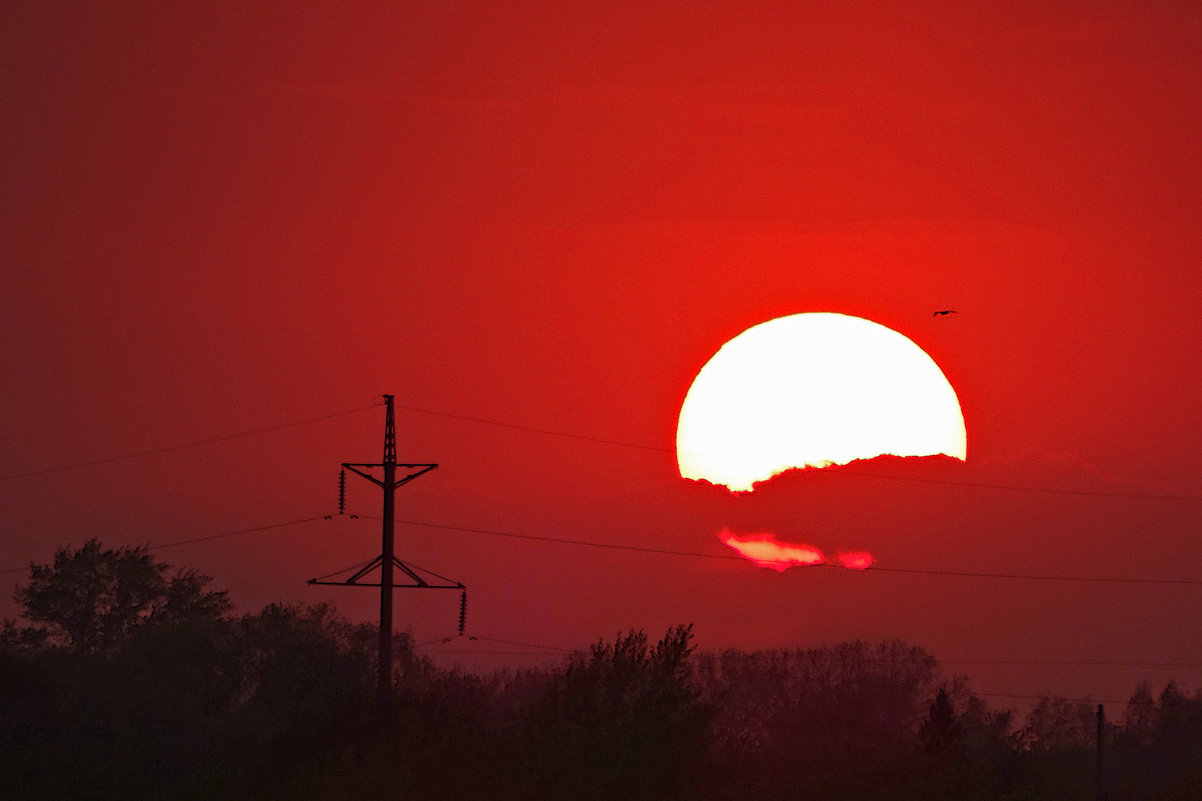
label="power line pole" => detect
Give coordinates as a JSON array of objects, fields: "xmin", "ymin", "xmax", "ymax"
[
  {"xmin": 378, "ymin": 395, "xmax": 401, "ymax": 694},
  {"xmin": 1096, "ymin": 703, "xmax": 1106, "ymax": 801},
  {"xmin": 309, "ymin": 395, "xmax": 463, "ymax": 713}
]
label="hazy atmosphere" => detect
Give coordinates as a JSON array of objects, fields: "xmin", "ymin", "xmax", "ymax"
[{"xmin": 5, "ymin": 0, "xmax": 1202, "ymax": 723}]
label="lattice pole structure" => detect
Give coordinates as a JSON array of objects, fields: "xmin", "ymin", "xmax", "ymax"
[{"xmin": 309, "ymin": 395, "xmax": 462, "ymax": 711}]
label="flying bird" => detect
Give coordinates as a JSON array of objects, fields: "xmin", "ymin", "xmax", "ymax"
[{"xmin": 932, "ymin": 309, "xmax": 957, "ymax": 317}]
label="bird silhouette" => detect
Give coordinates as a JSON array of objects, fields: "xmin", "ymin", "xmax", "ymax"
[{"xmin": 932, "ymin": 309, "xmax": 957, "ymax": 317}]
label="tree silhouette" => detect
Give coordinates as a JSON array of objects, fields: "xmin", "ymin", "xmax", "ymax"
[
  {"xmin": 921, "ymin": 687, "xmax": 960, "ymax": 756},
  {"xmin": 1018, "ymin": 696, "xmax": 1096, "ymax": 752},
  {"xmin": 1122, "ymin": 680, "xmax": 1159, "ymax": 746},
  {"xmin": 11, "ymin": 541, "xmax": 1202, "ymax": 800},
  {"xmin": 696, "ymin": 639, "xmax": 940, "ymax": 769},
  {"xmin": 11, "ymin": 539, "xmax": 230, "ymax": 656},
  {"xmin": 525, "ymin": 625, "xmax": 710, "ymax": 801}
]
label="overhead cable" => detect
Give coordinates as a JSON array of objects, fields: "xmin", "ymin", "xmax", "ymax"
[
  {"xmin": 367, "ymin": 515, "xmax": 1202, "ymax": 587},
  {"xmin": 395, "ymin": 402, "xmax": 1202, "ymax": 502},
  {"xmin": 0, "ymin": 404, "xmax": 380, "ymax": 482},
  {"xmin": 0, "ymin": 515, "xmax": 328, "ymax": 576}
]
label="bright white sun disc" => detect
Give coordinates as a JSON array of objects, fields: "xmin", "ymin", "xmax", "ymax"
[{"xmin": 676, "ymin": 313, "xmax": 967, "ymax": 491}]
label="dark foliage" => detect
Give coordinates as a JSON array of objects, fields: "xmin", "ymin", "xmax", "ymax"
[
  {"xmin": 13, "ymin": 539, "xmax": 231, "ymax": 656},
  {"xmin": 521, "ymin": 625, "xmax": 711, "ymax": 801},
  {"xmin": 4, "ymin": 541, "xmax": 1202, "ymax": 800}
]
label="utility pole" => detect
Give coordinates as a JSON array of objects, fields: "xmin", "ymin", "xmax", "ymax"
[
  {"xmin": 378, "ymin": 395, "xmax": 400, "ymax": 694},
  {"xmin": 1096, "ymin": 703, "xmax": 1106, "ymax": 801},
  {"xmin": 309, "ymin": 395, "xmax": 463, "ymax": 713}
]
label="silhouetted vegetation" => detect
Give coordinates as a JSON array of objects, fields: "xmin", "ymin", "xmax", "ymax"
[{"xmin": 3, "ymin": 541, "xmax": 1201, "ymax": 799}]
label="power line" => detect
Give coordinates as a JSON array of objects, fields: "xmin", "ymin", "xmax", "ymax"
[
  {"xmin": 393, "ymin": 401, "xmax": 665, "ymax": 452},
  {"xmin": 3, "ymin": 504, "xmax": 1193, "ymax": 694},
  {"xmin": 395, "ymin": 402, "xmax": 1202, "ymax": 502},
  {"xmin": 473, "ymin": 635, "xmax": 574, "ymax": 653},
  {"xmin": 0, "ymin": 404, "xmax": 380, "ymax": 482},
  {"xmin": 151, "ymin": 516, "xmax": 328, "ymax": 551},
  {"xmin": 405, "ymin": 643, "xmax": 1182, "ymax": 706},
  {"xmin": 421, "ymin": 649, "xmax": 572, "ymax": 657},
  {"xmin": 973, "ymin": 691, "xmax": 1128, "ymax": 706},
  {"xmin": 362, "ymin": 515, "xmax": 1202, "ymax": 586},
  {"xmin": 938, "ymin": 659, "xmax": 1202, "ymax": 668},
  {"xmin": 868, "ymin": 565, "xmax": 1202, "ymax": 586},
  {"xmin": 414, "ymin": 635, "xmax": 573, "ymax": 653},
  {"xmin": 415, "ymin": 637, "xmax": 456, "ymax": 649},
  {"xmin": 851, "ymin": 656, "xmax": 1202, "ymax": 668},
  {"xmin": 846, "ymin": 470, "xmax": 1202, "ymax": 502},
  {"xmin": 411, "ymin": 630, "xmax": 1202, "ymax": 671},
  {"xmin": 3, "ymin": 395, "xmax": 1195, "ymax": 504},
  {"xmin": 11, "ymin": 502, "xmax": 1193, "ymax": 589},
  {"xmin": 0, "ymin": 515, "xmax": 329, "ymax": 576},
  {"xmin": 363, "ymin": 514, "xmax": 754, "ymax": 563},
  {"xmin": 407, "ymin": 645, "xmax": 1175, "ymax": 706},
  {"xmin": 411, "ymin": 634, "xmax": 1202, "ymax": 671}
]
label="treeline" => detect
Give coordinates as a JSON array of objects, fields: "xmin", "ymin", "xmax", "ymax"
[{"xmin": 2, "ymin": 541, "xmax": 1201, "ymax": 800}]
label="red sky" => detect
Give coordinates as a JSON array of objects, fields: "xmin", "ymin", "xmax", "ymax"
[{"xmin": 4, "ymin": 1, "xmax": 1202, "ymax": 708}]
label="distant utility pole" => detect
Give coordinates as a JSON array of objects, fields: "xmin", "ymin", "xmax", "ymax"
[
  {"xmin": 309, "ymin": 395, "xmax": 463, "ymax": 712},
  {"xmin": 1096, "ymin": 703, "xmax": 1106, "ymax": 801}
]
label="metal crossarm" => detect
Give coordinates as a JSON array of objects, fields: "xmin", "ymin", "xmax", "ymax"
[
  {"xmin": 307, "ymin": 395, "xmax": 463, "ymax": 714},
  {"xmin": 308, "ymin": 555, "xmax": 464, "ymax": 589}
]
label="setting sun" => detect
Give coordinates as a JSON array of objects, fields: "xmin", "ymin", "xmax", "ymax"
[{"xmin": 677, "ymin": 313, "xmax": 967, "ymax": 491}]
